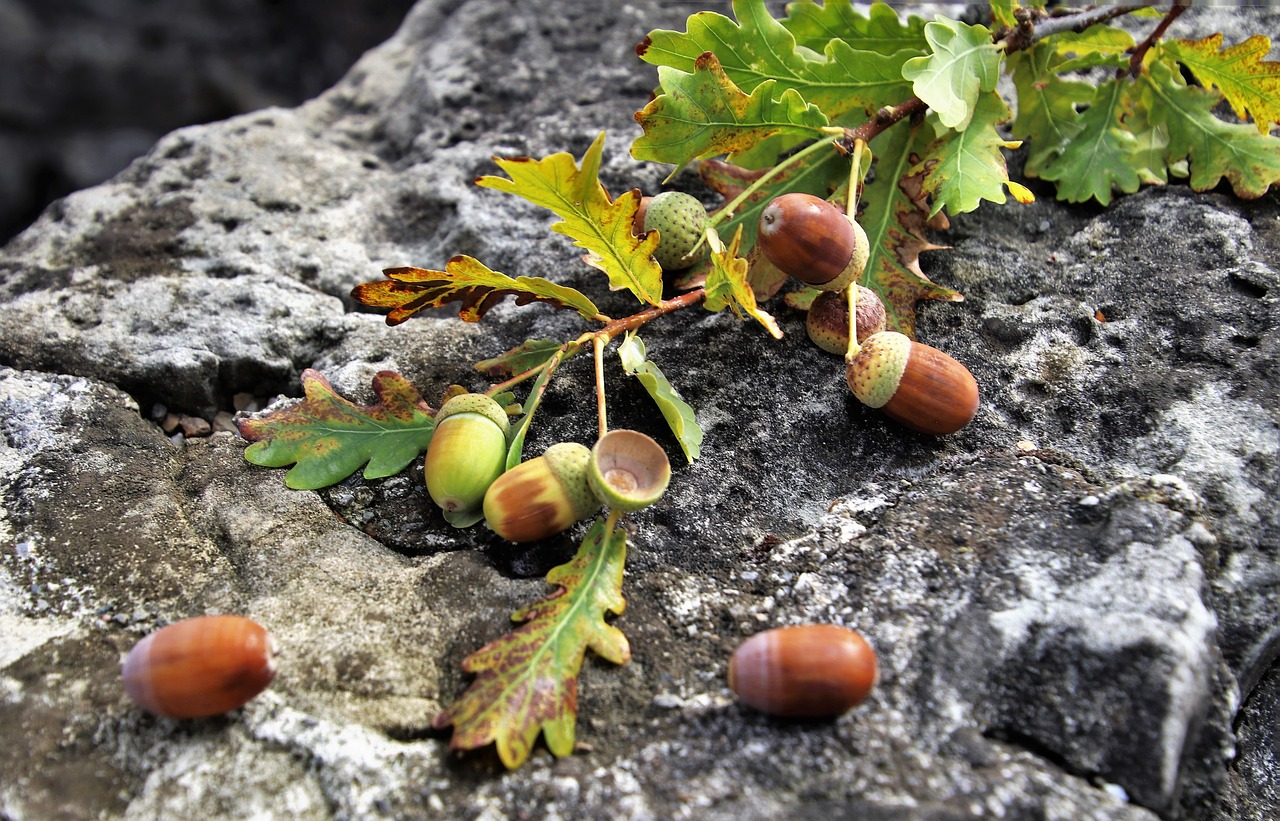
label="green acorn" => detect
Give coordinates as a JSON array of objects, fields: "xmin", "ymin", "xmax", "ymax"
[
  {"xmin": 588, "ymin": 429, "xmax": 671, "ymax": 513},
  {"xmin": 483, "ymin": 442, "xmax": 600, "ymax": 542},
  {"xmin": 424, "ymin": 394, "xmax": 511, "ymax": 528},
  {"xmin": 644, "ymin": 191, "xmax": 709, "ymax": 271}
]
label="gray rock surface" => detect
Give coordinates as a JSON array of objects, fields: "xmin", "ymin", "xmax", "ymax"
[
  {"xmin": 2, "ymin": 1, "xmax": 1278, "ymax": 819},
  {"xmin": 0, "ymin": 0, "xmax": 416, "ymax": 243}
]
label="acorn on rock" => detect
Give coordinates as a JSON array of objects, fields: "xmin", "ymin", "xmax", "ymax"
[
  {"xmin": 643, "ymin": 191, "xmax": 709, "ymax": 271},
  {"xmin": 122, "ymin": 615, "xmax": 278, "ymax": 719},
  {"xmin": 806, "ymin": 286, "xmax": 887, "ymax": 355},
  {"xmin": 728, "ymin": 624, "xmax": 877, "ymax": 719},
  {"xmin": 425, "ymin": 393, "xmax": 511, "ymax": 527},
  {"xmin": 483, "ymin": 442, "xmax": 600, "ymax": 542},
  {"xmin": 757, "ymin": 193, "xmax": 869, "ymax": 292},
  {"xmin": 846, "ymin": 331, "xmax": 979, "ymax": 435}
]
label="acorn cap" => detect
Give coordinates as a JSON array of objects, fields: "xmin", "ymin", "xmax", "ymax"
[
  {"xmin": 644, "ymin": 191, "xmax": 709, "ymax": 270},
  {"xmin": 542, "ymin": 442, "xmax": 600, "ymax": 519},
  {"xmin": 588, "ymin": 429, "xmax": 671, "ymax": 513},
  {"xmin": 846, "ymin": 331, "xmax": 912, "ymax": 408},
  {"xmin": 435, "ymin": 393, "xmax": 511, "ymax": 436}
]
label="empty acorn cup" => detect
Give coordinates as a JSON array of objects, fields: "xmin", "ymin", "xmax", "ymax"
[{"xmin": 588, "ymin": 429, "xmax": 671, "ymax": 513}]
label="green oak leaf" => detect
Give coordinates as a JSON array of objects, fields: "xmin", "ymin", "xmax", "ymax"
[
  {"xmin": 1141, "ymin": 58, "xmax": 1280, "ymax": 199},
  {"xmin": 901, "ymin": 17, "xmax": 1002, "ymax": 130},
  {"xmin": 632, "ymin": 53, "xmax": 829, "ymax": 167},
  {"xmin": 1010, "ymin": 44, "xmax": 1098, "ymax": 177},
  {"xmin": 780, "ymin": 0, "xmax": 928, "ymax": 56},
  {"xmin": 1050, "ymin": 24, "xmax": 1136, "ymax": 73},
  {"xmin": 911, "ymin": 92, "xmax": 1034, "ymax": 217},
  {"xmin": 618, "ymin": 333, "xmax": 703, "ymax": 462},
  {"xmin": 433, "ymin": 518, "xmax": 630, "ymax": 769},
  {"xmin": 637, "ymin": 0, "xmax": 916, "ymax": 145},
  {"xmin": 502, "ymin": 344, "xmax": 577, "ymax": 471},
  {"xmin": 238, "ymin": 369, "xmax": 435, "ymax": 490},
  {"xmin": 1038, "ymin": 78, "xmax": 1148, "ymax": 205},
  {"xmin": 478, "ymin": 133, "xmax": 664, "ymax": 306}
]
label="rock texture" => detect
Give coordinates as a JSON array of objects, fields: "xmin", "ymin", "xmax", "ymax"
[
  {"xmin": 1, "ymin": 1, "xmax": 1278, "ymax": 819},
  {"xmin": 0, "ymin": 0, "xmax": 416, "ymax": 244}
]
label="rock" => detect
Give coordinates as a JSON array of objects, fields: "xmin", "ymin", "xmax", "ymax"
[
  {"xmin": 0, "ymin": 0, "xmax": 417, "ymax": 244},
  {"xmin": 1, "ymin": 1, "xmax": 1278, "ymax": 819}
]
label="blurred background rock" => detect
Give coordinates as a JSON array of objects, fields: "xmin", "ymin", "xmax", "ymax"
[{"xmin": 0, "ymin": 0, "xmax": 417, "ymax": 245}]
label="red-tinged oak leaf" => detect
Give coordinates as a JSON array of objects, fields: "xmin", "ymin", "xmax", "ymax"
[
  {"xmin": 351, "ymin": 256, "xmax": 602, "ymax": 325},
  {"xmin": 859, "ymin": 122, "xmax": 960, "ymax": 337},
  {"xmin": 238, "ymin": 369, "xmax": 436, "ymax": 490},
  {"xmin": 433, "ymin": 518, "xmax": 630, "ymax": 769}
]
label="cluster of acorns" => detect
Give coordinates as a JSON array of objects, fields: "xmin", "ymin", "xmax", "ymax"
[
  {"xmin": 424, "ymin": 394, "xmax": 672, "ymax": 541},
  {"xmin": 641, "ymin": 190, "xmax": 979, "ymax": 437},
  {"xmin": 124, "ymin": 188, "xmax": 982, "ymax": 725}
]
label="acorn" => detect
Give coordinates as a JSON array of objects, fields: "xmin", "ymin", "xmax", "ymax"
[
  {"xmin": 757, "ymin": 192, "xmax": 869, "ymax": 292},
  {"xmin": 805, "ymin": 286, "xmax": 887, "ymax": 355},
  {"xmin": 632, "ymin": 195, "xmax": 653, "ymax": 236},
  {"xmin": 643, "ymin": 191, "xmax": 709, "ymax": 271},
  {"xmin": 588, "ymin": 429, "xmax": 671, "ymax": 513},
  {"xmin": 483, "ymin": 442, "xmax": 600, "ymax": 542},
  {"xmin": 122, "ymin": 615, "xmax": 278, "ymax": 718},
  {"xmin": 846, "ymin": 331, "xmax": 979, "ymax": 435},
  {"xmin": 728, "ymin": 624, "xmax": 877, "ymax": 719},
  {"xmin": 424, "ymin": 393, "xmax": 511, "ymax": 528}
]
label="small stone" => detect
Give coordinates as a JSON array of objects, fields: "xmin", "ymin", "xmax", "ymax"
[
  {"xmin": 213, "ymin": 411, "xmax": 238, "ymax": 433},
  {"xmin": 179, "ymin": 415, "xmax": 213, "ymax": 437},
  {"xmin": 160, "ymin": 413, "xmax": 182, "ymax": 434}
]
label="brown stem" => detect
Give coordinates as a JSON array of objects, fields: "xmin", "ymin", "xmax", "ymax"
[
  {"xmin": 597, "ymin": 288, "xmax": 707, "ymax": 339},
  {"xmin": 837, "ymin": 97, "xmax": 928, "ymax": 154},
  {"xmin": 486, "ymin": 289, "xmax": 707, "ymax": 397},
  {"xmin": 1124, "ymin": 1, "xmax": 1189, "ymax": 79},
  {"xmin": 1001, "ymin": 5, "xmax": 1145, "ymax": 53}
]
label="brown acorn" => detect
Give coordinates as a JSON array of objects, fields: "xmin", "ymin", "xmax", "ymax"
[
  {"xmin": 757, "ymin": 193, "xmax": 869, "ymax": 292},
  {"xmin": 728, "ymin": 624, "xmax": 878, "ymax": 718},
  {"xmin": 482, "ymin": 442, "xmax": 600, "ymax": 542},
  {"xmin": 845, "ymin": 331, "xmax": 979, "ymax": 435},
  {"xmin": 122, "ymin": 615, "xmax": 278, "ymax": 718},
  {"xmin": 805, "ymin": 286, "xmax": 887, "ymax": 355}
]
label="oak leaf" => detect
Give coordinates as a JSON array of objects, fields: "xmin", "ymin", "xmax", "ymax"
[
  {"xmin": 433, "ymin": 518, "xmax": 630, "ymax": 769},
  {"xmin": 238, "ymin": 370, "xmax": 435, "ymax": 490}
]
